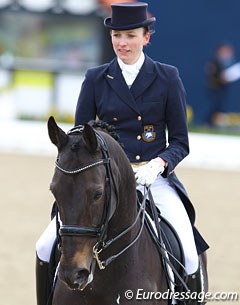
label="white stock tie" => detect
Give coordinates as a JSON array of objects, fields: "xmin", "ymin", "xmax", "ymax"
[{"xmin": 122, "ymin": 65, "xmax": 139, "ymax": 87}]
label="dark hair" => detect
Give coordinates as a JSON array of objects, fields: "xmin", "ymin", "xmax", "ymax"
[
  {"xmin": 110, "ymin": 26, "xmax": 151, "ymax": 36},
  {"xmin": 143, "ymin": 26, "xmax": 150, "ymax": 35}
]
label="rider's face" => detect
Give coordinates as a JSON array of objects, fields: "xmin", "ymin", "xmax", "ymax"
[{"xmin": 111, "ymin": 28, "xmax": 150, "ymax": 65}]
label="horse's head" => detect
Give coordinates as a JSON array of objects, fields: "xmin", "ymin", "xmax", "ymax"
[{"xmin": 48, "ymin": 117, "xmax": 135, "ymax": 291}]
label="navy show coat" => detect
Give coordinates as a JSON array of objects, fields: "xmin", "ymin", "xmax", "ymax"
[{"xmin": 75, "ymin": 55, "xmax": 209, "ymax": 254}]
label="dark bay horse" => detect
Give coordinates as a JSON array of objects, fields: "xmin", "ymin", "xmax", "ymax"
[{"xmin": 48, "ymin": 116, "xmax": 168, "ymax": 305}]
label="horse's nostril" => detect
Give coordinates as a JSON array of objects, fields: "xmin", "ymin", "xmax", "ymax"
[
  {"xmin": 72, "ymin": 268, "xmax": 90, "ymax": 290},
  {"xmin": 76, "ymin": 268, "xmax": 89, "ymax": 281},
  {"xmin": 59, "ymin": 266, "xmax": 91, "ymax": 291}
]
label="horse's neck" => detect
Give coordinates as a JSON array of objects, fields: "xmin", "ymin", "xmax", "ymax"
[
  {"xmin": 107, "ymin": 141, "xmax": 139, "ymax": 233},
  {"xmin": 109, "ymin": 170, "xmax": 138, "ymax": 237}
]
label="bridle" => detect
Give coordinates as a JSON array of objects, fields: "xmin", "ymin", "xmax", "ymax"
[
  {"xmin": 55, "ymin": 125, "xmax": 147, "ymax": 270},
  {"xmin": 55, "ymin": 125, "xmax": 112, "ymax": 241}
]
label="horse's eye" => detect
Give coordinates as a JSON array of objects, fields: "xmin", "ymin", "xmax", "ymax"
[{"xmin": 94, "ymin": 190, "xmax": 103, "ymax": 201}]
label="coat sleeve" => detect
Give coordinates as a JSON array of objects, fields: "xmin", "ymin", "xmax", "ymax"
[
  {"xmin": 158, "ymin": 67, "xmax": 189, "ymax": 176},
  {"xmin": 75, "ymin": 70, "xmax": 97, "ymax": 126}
]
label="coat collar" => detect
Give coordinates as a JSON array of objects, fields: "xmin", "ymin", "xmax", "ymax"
[{"xmin": 104, "ymin": 55, "xmax": 157, "ymax": 113}]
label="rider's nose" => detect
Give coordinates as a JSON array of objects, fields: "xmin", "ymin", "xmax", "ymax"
[{"xmin": 119, "ymin": 38, "xmax": 127, "ymax": 46}]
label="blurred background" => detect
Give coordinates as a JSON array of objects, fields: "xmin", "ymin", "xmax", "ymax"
[
  {"xmin": 1, "ymin": 0, "xmax": 240, "ymax": 129},
  {"xmin": 0, "ymin": 1, "xmax": 240, "ymax": 305}
]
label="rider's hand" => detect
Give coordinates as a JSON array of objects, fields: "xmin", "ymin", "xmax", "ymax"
[{"xmin": 134, "ymin": 157, "xmax": 166, "ymax": 186}]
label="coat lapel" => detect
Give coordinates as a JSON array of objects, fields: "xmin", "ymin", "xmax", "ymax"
[
  {"xmin": 105, "ymin": 59, "xmax": 140, "ymax": 114},
  {"xmin": 104, "ymin": 56, "xmax": 157, "ymax": 113},
  {"xmin": 130, "ymin": 55, "xmax": 157, "ymax": 100}
]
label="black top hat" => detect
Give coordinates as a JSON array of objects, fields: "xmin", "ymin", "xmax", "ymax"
[{"xmin": 104, "ymin": 2, "xmax": 156, "ymax": 31}]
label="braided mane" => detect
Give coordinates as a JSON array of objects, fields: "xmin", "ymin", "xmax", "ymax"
[{"xmin": 88, "ymin": 120, "xmax": 123, "ymax": 147}]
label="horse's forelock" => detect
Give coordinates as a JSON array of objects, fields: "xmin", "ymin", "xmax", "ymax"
[{"xmin": 70, "ymin": 141, "xmax": 81, "ymax": 152}]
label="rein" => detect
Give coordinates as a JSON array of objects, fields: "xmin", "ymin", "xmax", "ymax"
[
  {"xmin": 93, "ymin": 189, "xmax": 148, "ymax": 270},
  {"xmin": 55, "ymin": 126, "xmax": 146, "ymax": 270}
]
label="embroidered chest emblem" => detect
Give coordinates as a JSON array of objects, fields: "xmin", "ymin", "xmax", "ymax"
[{"xmin": 142, "ymin": 125, "xmax": 156, "ymax": 142}]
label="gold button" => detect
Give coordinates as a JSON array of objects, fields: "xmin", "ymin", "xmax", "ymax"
[
  {"xmin": 135, "ymin": 155, "xmax": 141, "ymax": 160},
  {"xmin": 137, "ymin": 135, "xmax": 141, "ymax": 140},
  {"xmin": 113, "ymin": 117, "xmax": 118, "ymax": 121},
  {"xmin": 137, "ymin": 116, "xmax": 142, "ymax": 121}
]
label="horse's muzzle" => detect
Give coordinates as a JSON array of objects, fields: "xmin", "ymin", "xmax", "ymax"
[{"xmin": 59, "ymin": 264, "xmax": 94, "ymax": 291}]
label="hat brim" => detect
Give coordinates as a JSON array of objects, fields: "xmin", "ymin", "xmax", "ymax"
[{"xmin": 104, "ymin": 17, "xmax": 156, "ymax": 31}]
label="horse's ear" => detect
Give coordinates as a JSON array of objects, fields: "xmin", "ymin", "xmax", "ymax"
[
  {"xmin": 47, "ymin": 116, "xmax": 68, "ymax": 150},
  {"xmin": 82, "ymin": 123, "xmax": 99, "ymax": 153}
]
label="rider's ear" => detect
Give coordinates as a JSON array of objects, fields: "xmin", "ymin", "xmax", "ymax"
[
  {"xmin": 48, "ymin": 116, "xmax": 68, "ymax": 150},
  {"xmin": 83, "ymin": 124, "xmax": 99, "ymax": 153}
]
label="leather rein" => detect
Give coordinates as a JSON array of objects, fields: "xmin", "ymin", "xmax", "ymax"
[{"xmin": 55, "ymin": 126, "xmax": 147, "ymax": 270}]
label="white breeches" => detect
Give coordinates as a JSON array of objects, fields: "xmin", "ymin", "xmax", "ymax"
[
  {"xmin": 36, "ymin": 216, "xmax": 57, "ymax": 262},
  {"xmin": 36, "ymin": 175, "xmax": 198, "ymax": 274},
  {"xmin": 137, "ymin": 175, "xmax": 199, "ymax": 274}
]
